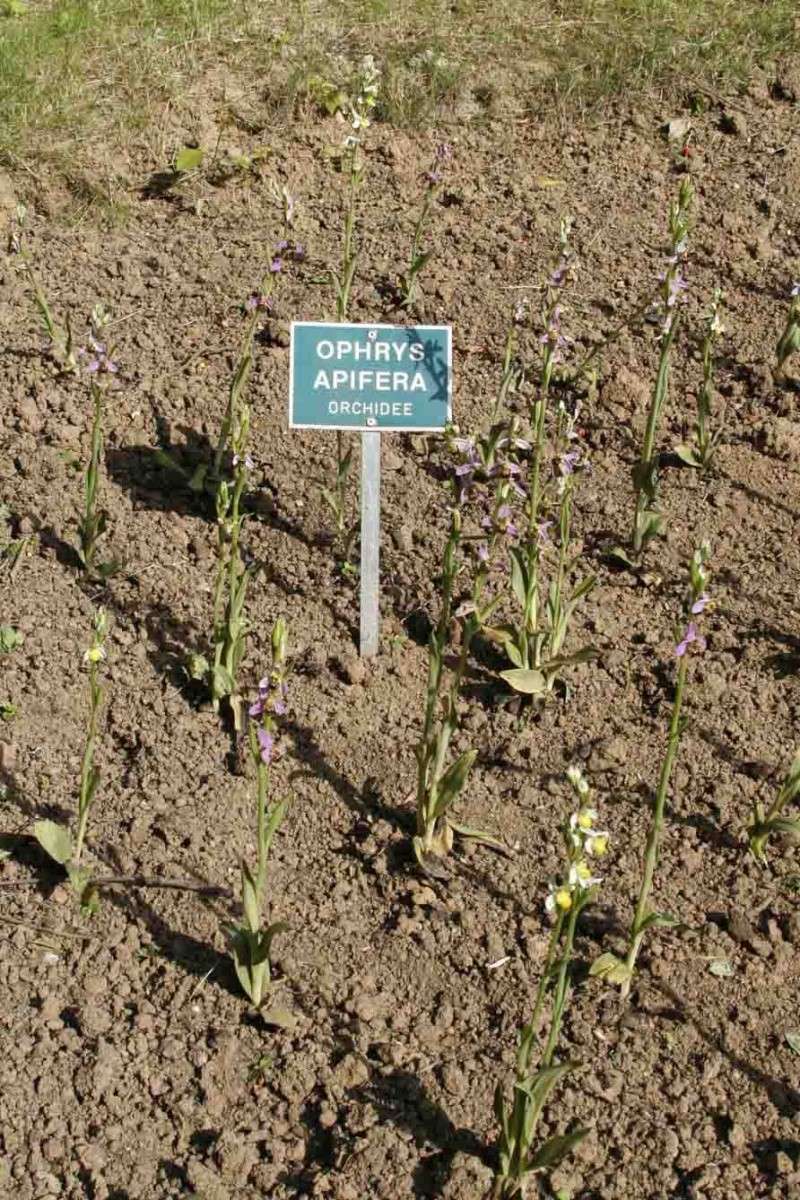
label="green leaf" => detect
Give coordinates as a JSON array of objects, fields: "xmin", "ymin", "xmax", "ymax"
[
  {"xmin": 0, "ymin": 626, "xmax": 23, "ymax": 653},
  {"xmin": 568, "ymin": 574, "xmax": 597, "ymax": 605},
  {"xmin": 500, "ymin": 667, "xmax": 546, "ymax": 695},
  {"xmin": 518, "ymin": 1061, "xmax": 579, "ymax": 1112},
  {"xmin": 2, "ymin": 0, "xmax": 27, "ymax": 16},
  {"xmin": 529, "ymin": 1127, "xmax": 589, "ymax": 1171},
  {"xmin": 0, "ymin": 702, "xmax": 18, "ymax": 721},
  {"xmin": 434, "ymin": 750, "xmax": 477, "ymax": 816},
  {"xmin": 545, "ymin": 647, "xmax": 599, "ymax": 673},
  {"xmin": 188, "ymin": 464, "xmax": 208, "ymax": 492},
  {"xmin": 448, "ymin": 821, "xmax": 505, "ymax": 851},
  {"xmin": 607, "ymin": 545, "xmax": 634, "ymax": 568},
  {"xmin": 766, "ymin": 817, "xmax": 800, "ymax": 838},
  {"xmin": 632, "ymin": 910, "xmax": 680, "ymax": 937},
  {"xmin": 708, "ymin": 958, "xmax": 734, "ymax": 977},
  {"xmin": 785, "ymin": 1031, "xmax": 800, "ymax": 1054},
  {"xmin": 33, "ymin": 820, "xmax": 73, "ymax": 865},
  {"xmin": 241, "ymin": 861, "xmax": 261, "ymax": 931},
  {"xmin": 174, "ymin": 146, "xmax": 204, "ymax": 173},
  {"xmin": 509, "ymin": 548, "xmax": 528, "ymax": 608},
  {"xmin": 675, "ymin": 443, "xmax": 701, "ymax": 468},
  {"xmin": 589, "ymin": 951, "xmax": 632, "ymax": 985}
]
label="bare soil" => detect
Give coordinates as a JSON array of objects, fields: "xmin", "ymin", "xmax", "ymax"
[{"xmin": 2, "ymin": 58, "xmax": 800, "ymax": 1200}]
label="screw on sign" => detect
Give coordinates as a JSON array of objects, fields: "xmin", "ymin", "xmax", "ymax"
[{"xmin": 290, "ymin": 322, "xmax": 452, "ymax": 656}]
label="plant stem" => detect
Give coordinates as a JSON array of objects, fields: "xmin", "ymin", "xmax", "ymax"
[
  {"xmin": 621, "ymin": 655, "xmax": 688, "ymax": 997},
  {"xmin": 74, "ymin": 661, "xmax": 101, "ymax": 864},
  {"xmin": 214, "ymin": 312, "xmax": 256, "ymax": 480},
  {"xmin": 80, "ymin": 382, "xmax": 104, "ymax": 574},
  {"xmin": 255, "ymin": 758, "xmax": 268, "ymax": 897}
]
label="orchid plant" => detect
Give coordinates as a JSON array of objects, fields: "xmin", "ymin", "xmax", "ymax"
[
  {"xmin": 776, "ymin": 282, "xmax": 800, "ymax": 377},
  {"xmin": 493, "ymin": 768, "xmax": 608, "ymax": 1198},
  {"xmin": 398, "ymin": 142, "xmax": 451, "ymax": 309},
  {"xmin": 77, "ymin": 307, "xmax": 119, "ymax": 579},
  {"xmin": 413, "ymin": 507, "xmax": 503, "ymax": 871},
  {"xmin": 592, "ymin": 542, "xmax": 711, "ymax": 996},
  {"xmin": 747, "ymin": 748, "xmax": 800, "ymax": 861},
  {"xmin": 623, "ymin": 178, "xmax": 694, "ymax": 562},
  {"xmin": 229, "ymin": 618, "xmax": 292, "ymax": 1023},
  {"xmin": 190, "ymin": 243, "xmax": 300, "ymax": 726},
  {"xmin": 453, "ymin": 231, "xmax": 597, "ymax": 701},
  {"xmin": 9, "ymin": 204, "xmax": 77, "ymax": 373},
  {"xmin": 676, "ymin": 288, "xmax": 725, "ymax": 470},
  {"xmin": 323, "ymin": 55, "xmax": 380, "ymax": 560},
  {"xmin": 33, "ymin": 608, "xmax": 109, "ymax": 914}
]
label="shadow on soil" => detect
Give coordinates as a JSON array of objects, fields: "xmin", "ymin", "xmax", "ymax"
[
  {"xmin": 280, "ymin": 1062, "xmax": 490, "ymax": 1198},
  {"xmin": 652, "ymin": 979, "xmax": 800, "ymax": 1119}
]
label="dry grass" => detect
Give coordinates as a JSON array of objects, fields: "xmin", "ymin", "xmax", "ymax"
[{"xmin": 1, "ymin": 0, "xmax": 797, "ymax": 184}]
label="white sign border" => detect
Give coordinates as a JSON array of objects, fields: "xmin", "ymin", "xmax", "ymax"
[{"xmin": 288, "ymin": 320, "xmax": 453, "ymax": 433}]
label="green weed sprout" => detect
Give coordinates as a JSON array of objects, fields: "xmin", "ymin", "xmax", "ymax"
[
  {"xmin": 398, "ymin": 143, "xmax": 451, "ymax": 309},
  {"xmin": 747, "ymin": 749, "xmax": 800, "ymax": 861},
  {"xmin": 592, "ymin": 543, "xmax": 711, "ymax": 997},
  {"xmin": 33, "ymin": 608, "xmax": 109, "ymax": 914},
  {"xmin": 676, "ymin": 288, "xmax": 725, "ymax": 470},
  {"xmin": 229, "ymin": 619, "xmax": 292, "ymax": 1023},
  {"xmin": 493, "ymin": 769, "xmax": 607, "ymax": 1198},
  {"xmin": 776, "ymin": 282, "xmax": 800, "ymax": 377},
  {"xmin": 413, "ymin": 508, "xmax": 503, "ymax": 870},
  {"xmin": 77, "ymin": 305, "xmax": 119, "ymax": 579},
  {"xmin": 324, "ymin": 55, "xmax": 380, "ymax": 559},
  {"xmin": 9, "ymin": 204, "xmax": 77, "ymax": 373},
  {"xmin": 628, "ymin": 178, "xmax": 694, "ymax": 561}
]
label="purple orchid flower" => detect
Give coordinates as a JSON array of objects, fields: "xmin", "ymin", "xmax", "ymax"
[
  {"xmin": 82, "ymin": 338, "xmax": 118, "ymax": 375},
  {"xmin": 550, "ymin": 257, "xmax": 569, "ymax": 287},
  {"xmin": 666, "ymin": 270, "xmax": 688, "ymax": 309},
  {"xmin": 257, "ymin": 728, "xmax": 274, "ymax": 765},
  {"xmin": 245, "ymin": 293, "xmax": 273, "ymax": 313},
  {"xmin": 691, "ymin": 594, "xmax": 710, "ymax": 615},
  {"xmin": 675, "ymin": 622, "xmax": 706, "ymax": 658},
  {"xmin": 270, "ymin": 258, "xmax": 282, "ymax": 274}
]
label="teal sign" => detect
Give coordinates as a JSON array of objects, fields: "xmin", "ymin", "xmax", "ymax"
[{"xmin": 289, "ymin": 321, "xmax": 452, "ymax": 431}]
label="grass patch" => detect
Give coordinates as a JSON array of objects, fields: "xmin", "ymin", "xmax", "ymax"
[{"xmin": 1, "ymin": 0, "xmax": 797, "ymax": 178}]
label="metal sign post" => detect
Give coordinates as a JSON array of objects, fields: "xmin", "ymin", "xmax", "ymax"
[
  {"xmin": 289, "ymin": 321, "xmax": 452, "ymax": 658},
  {"xmin": 359, "ymin": 431, "xmax": 381, "ymax": 657}
]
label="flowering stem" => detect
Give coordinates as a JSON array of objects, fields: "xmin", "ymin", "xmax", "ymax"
[
  {"xmin": 631, "ymin": 318, "xmax": 677, "ymax": 556},
  {"xmin": 519, "ymin": 356, "xmax": 553, "ymax": 668},
  {"xmin": 401, "ymin": 186, "xmax": 433, "ymax": 309},
  {"xmin": 214, "ymin": 309, "xmax": 258, "ymax": 481},
  {"xmin": 79, "ymin": 381, "xmax": 106, "ymax": 576},
  {"xmin": 621, "ymin": 655, "xmax": 687, "ymax": 997},
  {"xmin": 74, "ymin": 649, "xmax": 104, "ymax": 865},
  {"xmin": 251, "ymin": 730, "xmax": 270, "ymax": 899},
  {"xmin": 497, "ymin": 902, "xmax": 580, "ymax": 1198},
  {"xmin": 515, "ymin": 911, "xmax": 565, "ymax": 1078},
  {"xmin": 542, "ymin": 899, "xmax": 580, "ymax": 1065},
  {"xmin": 491, "ymin": 326, "xmax": 518, "ymax": 423}
]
